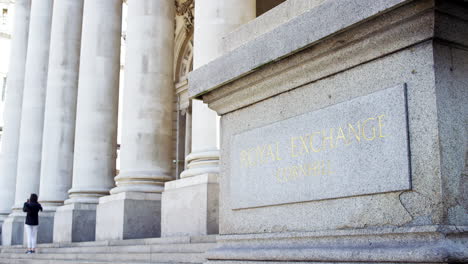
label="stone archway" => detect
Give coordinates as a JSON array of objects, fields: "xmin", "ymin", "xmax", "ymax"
[{"xmin": 172, "ymin": 0, "xmax": 194, "ymax": 178}]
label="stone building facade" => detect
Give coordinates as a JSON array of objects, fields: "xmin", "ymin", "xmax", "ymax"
[
  {"xmin": 0, "ymin": 0, "xmax": 13, "ymax": 146},
  {"xmin": 0, "ymin": 0, "xmax": 286, "ymax": 245},
  {"xmin": 0, "ymin": 0, "xmax": 467, "ymax": 263}
]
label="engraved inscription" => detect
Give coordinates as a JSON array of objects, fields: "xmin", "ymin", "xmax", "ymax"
[{"xmin": 230, "ymin": 85, "xmax": 411, "ymax": 209}]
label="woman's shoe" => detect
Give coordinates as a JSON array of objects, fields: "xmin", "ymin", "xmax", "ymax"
[{"xmin": 26, "ymin": 250, "xmax": 32, "ymax": 254}]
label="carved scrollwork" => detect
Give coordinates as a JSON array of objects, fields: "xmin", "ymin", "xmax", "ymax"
[{"xmin": 175, "ymin": 0, "xmax": 194, "ymax": 34}]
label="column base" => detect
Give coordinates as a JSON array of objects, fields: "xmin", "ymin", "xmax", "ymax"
[
  {"xmin": 95, "ymin": 192, "xmax": 162, "ymax": 241},
  {"xmin": 180, "ymin": 150, "xmax": 219, "ymax": 179},
  {"xmin": 0, "ymin": 214, "xmax": 6, "ymax": 245},
  {"xmin": 161, "ymin": 174, "xmax": 219, "ymax": 237},
  {"xmin": 53, "ymin": 203, "xmax": 97, "ymax": 243},
  {"xmin": 34, "ymin": 210, "xmax": 55, "ymax": 244},
  {"xmin": 1, "ymin": 212, "xmax": 25, "ymax": 246}
]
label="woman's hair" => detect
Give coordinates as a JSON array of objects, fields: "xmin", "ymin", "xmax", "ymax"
[{"xmin": 29, "ymin": 193, "xmax": 38, "ymax": 203}]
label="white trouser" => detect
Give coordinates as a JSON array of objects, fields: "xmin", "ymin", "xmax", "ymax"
[{"xmin": 24, "ymin": 224, "xmax": 38, "ymax": 249}]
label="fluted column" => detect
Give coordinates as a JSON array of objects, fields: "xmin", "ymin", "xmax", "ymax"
[
  {"xmin": 161, "ymin": 0, "xmax": 256, "ymax": 237},
  {"xmin": 95, "ymin": 0, "xmax": 174, "ymax": 241},
  {"xmin": 37, "ymin": 0, "xmax": 84, "ymax": 243},
  {"xmin": 0, "ymin": 0, "xmax": 31, "ymax": 225},
  {"xmin": 2, "ymin": 0, "xmax": 54, "ymax": 246},
  {"xmin": 53, "ymin": 0, "xmax": 122, "ymax": 243},
  {"xmin": 180, "ymin": 0, "xmax": 256, "ymax": 178}
]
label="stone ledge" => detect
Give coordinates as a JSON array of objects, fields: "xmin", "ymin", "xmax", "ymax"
[
  {"xmin": 98, "ymin": 192, "xmax": 161, "ymax": 203},
  {"xmin": 217, "ymin": 225, "xmax": 468, "ymax": 241},
  {"xmin": 164, "ymin": 174, "xmax": 219, "ymax": 191},
  {"xmin": 190, "ymin": 0, "xmax": 468, "ymax": 117},
  {"xmin": 208, "ymin": 225, "xmax": 468, "ymax": 263},
  {"xmin": 220, "ymin": 0, "xmax": 327, "ymax": 54},
  {"xmin": 188, "ymin": 0, "xmax": 409, "ymax": 98},
  {"xmin": 55, "ymin": 203, "xmax": 97, "ymax": 212}
]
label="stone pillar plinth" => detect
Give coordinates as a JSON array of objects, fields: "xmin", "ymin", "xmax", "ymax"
[
  {"xmin": 186, "ymin": 1, "xmax": 468, "ymax": 263},
  {"xmin": 53, "ymin": 203, "xmax": 97, "ymax": 243},
  {"xmin": 161, "ymin": 174, "xmax": 219, "ymax": 237},
  {"xmin": 37, "ymin": 0, "xmax": 84, "ymax": 243},
  {"xmin": 2, "ymin": 0, "xmax": 53, "ymax": 246},
  {"xmin": 96, "ymin": 193, "xmax": 162, "ymax": 241},
  {"xmin": 0, "ymin": 0, "xmax": 31, "ymax": 245},
  {"xmin": 53, "ymin": 0, "xmax": 122, "ymax": 243},
  {"xmin": 95, "ymin": 0, "xmax": 174, "ymax": 241},
  {"xmin": 161, "ymin": 0, "xmax": 256, "ymax": 237}
]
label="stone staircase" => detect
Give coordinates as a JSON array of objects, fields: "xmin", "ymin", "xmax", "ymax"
[{"xmin": 0, "ymin": 235, "xmax": 216, "ymax": 264}]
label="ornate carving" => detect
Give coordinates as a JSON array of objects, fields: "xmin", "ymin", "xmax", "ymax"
[
  {"xmin": 175, "ymin": 0, "xmax": 194, "ymax": 34},
  {"xmin": 179, "ymin": 38, "xmax": 193, "ymax": 80}
]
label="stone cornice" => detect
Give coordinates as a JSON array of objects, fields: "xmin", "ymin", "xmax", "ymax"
[
  {"xmin": 188, "ymin": 0, "xmax": 468, "ymax": 115},
  {"xmin": 188, "ymin": 0, "xmax": 410, "ymax": 99}
]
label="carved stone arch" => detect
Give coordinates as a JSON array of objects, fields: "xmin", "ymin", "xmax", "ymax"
[
  {"xmin": 174, "ymin": 29, "xmax": 193, "ymax": 84},
  {"xmin": 174, "ymin": 0, "xmax": 194, "ymax": 85},
  {"xmin": 173, "ymin": 4, "xmax": 194, "ymax": 178},
  {"xmin": 173, "ymin": 20, "xmax": 193, "ymax": 111}
]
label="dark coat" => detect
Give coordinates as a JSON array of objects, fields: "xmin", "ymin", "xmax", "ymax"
[{"xmin": 23, "ymin": 202, "xmax": 43, "ymax": 226}]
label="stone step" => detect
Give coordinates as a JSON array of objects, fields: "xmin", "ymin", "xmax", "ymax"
[
  {"xmin": 0, "ymin": 236, "xmax": 215, "ymax": 264},
  {"xmin": 0, "ymin": 259, "xmax": 194, "ymax": 264},
  {"xmin": 1, "ymin": 252, "xmax": 205, "ymax": 263},
  {"xmin": 0, "ymin": 235, "xmax": 215, "ymax": 250},
  {"xmin": 1, "ymin": 243, "xmax": 213, "ymax": 254}
]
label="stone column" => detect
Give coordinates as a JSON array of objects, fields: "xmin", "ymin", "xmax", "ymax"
[
  {"xmin": 53, "ymin": 0, "xmax": 122, "ymax": 243},
  {"xmin": 37, "ymin": 0, "xmax": 84, "ymax": 244},
  {"xmin": 0, "ymin": 0, "xmax": 31, "ymax": 246},
  {"xmin": 95, "ymin": 0, "xmax": 174, "ymax": 241},
  {"xmin": 1, "ymin": 0, "xmax": 53, "ymax": 246},
  {"xmin": 161, "ymin": 0, "xmax": 256, "ymax": 237}
]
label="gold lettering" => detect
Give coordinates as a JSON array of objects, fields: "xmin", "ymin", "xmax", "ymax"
[
  {"xmin": 319, "ymin": 160, "xmax": 327, "ymax": 175},
  {"xmin": 309, "ymin": 132, "xmax": 322, "ymax": 152},
  {"xmin": 300, "ymin": 136, "xmax": 309, "ymax": 154},
  {"xmin": 335, "ymin": 126, "xmax": 349, "ymax": 146},
  {"xmin": 275, "ymin": 160, "xmax": 334, "ymax": 182},
  {"xmin": 275, "ymin": 168, "xmax": 286, "ymax": 183},
  {"xmin": 275, "ymin": 142, "xmax": 282, "ymax": 161},
  {"xmin": 248, "ymin": 148, "xmax": 256, "ymax": 166},
  {"xmin": 322, "ymin": 128, "xmax": 335, "ymax": 150},
  {"xmin": 298, "ymin": 164, "xmax": 308, "ymax": 177},
  {"xmin": 266, "ymin": 144, "xmax": 276, "ymax": 162},
  {"xmin": 311, "ymin": 161, "xmax": 320, "ymax": 176},
  {"xmin": 348, "ymin": 121, "xmax": 361, "ymax": 142},
  {"xmin": 377, "ymin": 114, "xmax": 386, "ymax": 138},
  {"xmin": 362, "ymin": 117, "xmax": 376, "ymax": 141},
  {"xmin": 289, "ymin": 166, "xmax": 299, "ymax": 180},
  {"xmin": 255, "ymin": 145, "xmax": 267, "ymax": 164},
  {"xmin": 290, "ymin": 137, "xmax": 299, "ymax": 157},
  {"xmin": 240, "ymin": 150, "xmax": 249, "ymax": 168}
]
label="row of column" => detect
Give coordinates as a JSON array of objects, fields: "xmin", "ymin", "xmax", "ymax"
[{"xmin": 0, "ymin": 0, "xmax": 255, "ymax": 245}]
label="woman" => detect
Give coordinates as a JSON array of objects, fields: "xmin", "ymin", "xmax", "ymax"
[{"xmin": 23, "ymin": 193, "xmax": 42, "ymax": 254}]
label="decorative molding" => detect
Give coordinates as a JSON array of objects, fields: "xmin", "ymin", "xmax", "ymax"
[
  {"xmin": 178, "ymin": 38, "xmax": 193, "ymax": 81},
  {"xmin": 174, "ymin": 37, "xmax": 192, "ymax": 110},
  {"xmin": 175, "ymin": 0, "xmax": 194, "ymax": 34}
]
